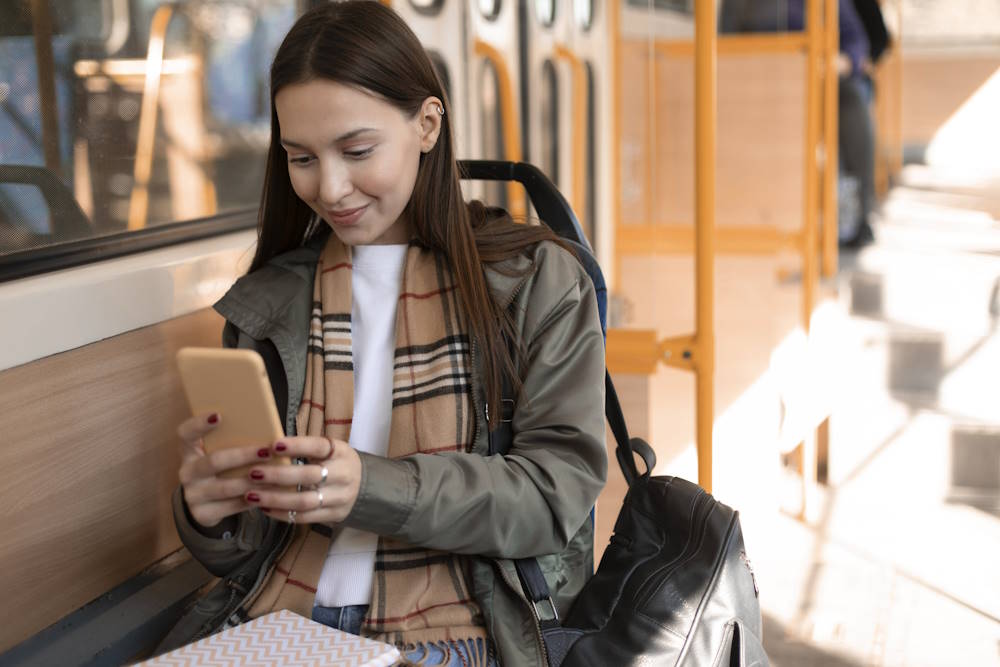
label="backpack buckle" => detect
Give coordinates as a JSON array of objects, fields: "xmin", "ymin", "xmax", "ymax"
[
  {"xmin": 500, "ymin": 398, "xmax": 514, "ymax": 424},
  {"xmin": 532, "ymin": 597, "xmax": 559, "ymax": 623}
]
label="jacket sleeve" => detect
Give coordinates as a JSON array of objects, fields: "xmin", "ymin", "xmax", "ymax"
[
  {"xmin": 172, "ymin": 487, "xmax": 272, "ymax": 577},
  {"xmin": 341, "ymin": 248, "xmax": 608, "ymax": 558}
]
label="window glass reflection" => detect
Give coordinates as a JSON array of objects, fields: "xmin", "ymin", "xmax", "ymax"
[{"xmin": 0, "ymin": 0, "xmax": 297, "ymax": 260}]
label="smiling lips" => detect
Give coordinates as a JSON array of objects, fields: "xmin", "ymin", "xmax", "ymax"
[{"xmin": 327, "ymin": 204, "xmax": 368, "ymax": 226}]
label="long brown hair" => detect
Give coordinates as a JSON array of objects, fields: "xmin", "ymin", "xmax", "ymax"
[{"xmin": 251, "ymin": 1, "xmax": 568, "ymax": 428}]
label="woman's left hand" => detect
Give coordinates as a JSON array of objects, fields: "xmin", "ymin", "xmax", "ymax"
[{"xmin": 243, "ymin": 436, "xmax": 361, "ymax": 524}]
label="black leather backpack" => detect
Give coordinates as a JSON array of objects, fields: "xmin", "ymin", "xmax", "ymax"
[
  {"xmin": 467, "ymin": 159, "xmax": 768, "ymax": 666},
  {"xmin": 494, "ymin": 373, "xmax": 768, "ymax": 667}
]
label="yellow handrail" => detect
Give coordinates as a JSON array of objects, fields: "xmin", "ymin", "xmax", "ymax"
[
  {"xmin": 553, "ymin": 44, "xmax": 588, "ymax": 228},
  {"xmin": 693, "ymin": 0, "xmax": 717, "ymax": 493},
  {"xmin": 653, "ymin": 32, "xmax": 809, "ymax": 57},
  {"xmin": 127, "ymin": 5, "xmax": 174, "ymax": 231},
  {"xmin": 821, "ymin": 0, "xmax": 840, "ymax": 277},
  {"xmin": 618, "ymin": 223, "xmax": 801, "ymax": 255},
  {"xmin": 610, "ymin": 0, "xmax": 623, "ymax": 291},
  {"xmin": 798, "ymin": 0, "xmax": 824, "ymax": 519},
  {"xmin": 474, "ymin": 40, "xmax": 526, "ymax": 218}
]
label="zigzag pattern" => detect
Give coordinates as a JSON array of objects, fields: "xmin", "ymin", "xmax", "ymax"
[{"xmin": 140, "ymin": 610, "xmax": 400, "ymax": 667}]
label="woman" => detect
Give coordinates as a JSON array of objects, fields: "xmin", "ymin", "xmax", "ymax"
[{"xmin": 167, "ymin": 2, "xmax": 606, "ymax": 665}]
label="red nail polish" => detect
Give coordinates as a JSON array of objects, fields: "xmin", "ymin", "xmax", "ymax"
[
  {"xmin": 250, "ymin": 470, "xmax": 265, "ymax": 481},
  {"xmin": 246, "ymin": 492, "xmax": 260, "ymax": 502},
  {"xmin": 207, "ymin": 413, "xmax": 219, "ymax": 424},
  {"xmin": 275, "ymin": 442, "xmax": 288, "ymax": 452},
  {"xmin": 257, "ymin": 448, "xmax": 270, "ymax": 458}
]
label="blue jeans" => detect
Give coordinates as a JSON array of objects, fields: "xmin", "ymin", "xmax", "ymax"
[{"xmin": 312, "ymin": 604, "xmax": 497, "ymax": 666}]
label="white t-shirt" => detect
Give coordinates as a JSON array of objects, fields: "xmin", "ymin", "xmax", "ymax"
[{"xmin": 314, "ymin": 243, "xmax": 407, "ymax": 608}]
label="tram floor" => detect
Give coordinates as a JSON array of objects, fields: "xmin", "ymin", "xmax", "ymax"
[{"xmin": 601, "ymin": 168, "xmax": 1000, "ymax": 665}]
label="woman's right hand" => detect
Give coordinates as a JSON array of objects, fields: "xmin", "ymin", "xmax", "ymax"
[{"xmin": 177, "ymin": 413, "xmax": 272, "ymax": 528}]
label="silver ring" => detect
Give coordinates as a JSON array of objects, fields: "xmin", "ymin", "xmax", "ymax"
[
  {"xmin": 316, "ymin": 490, "xmax": 324, "ymax": 509},
  {"xmin": 318, "ymin": 466, "xmax": 329, "ymax": 485},
  {"xmin": 288, "ymin": 510, "xmax": 297, "ymax": 524}
]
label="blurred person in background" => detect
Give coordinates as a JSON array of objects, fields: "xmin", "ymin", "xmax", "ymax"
[{"xmin": 720, "ymin": 0, "xmax": 884, "ymax": 247}]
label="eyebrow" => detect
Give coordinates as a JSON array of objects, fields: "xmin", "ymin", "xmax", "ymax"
[{"xmin": 280, "ymin": 128, "xmax": 377, "ymax": 149}]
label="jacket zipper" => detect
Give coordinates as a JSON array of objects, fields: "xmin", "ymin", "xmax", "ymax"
[
  {"xmin": 492, "ymin": 558, "xmax": 550, "ymax": 666},
  {"xmin": 482, "ymin": 272, "xmax": 547, "ymax": 664}
]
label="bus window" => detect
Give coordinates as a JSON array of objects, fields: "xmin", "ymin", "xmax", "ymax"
[
  {"xmin": 626, "ymin": 0, "xmax": 691, "ymax": 12},
  {"xmin": 539, "ymin": 60, "xmax": 559, "ymax": 186},
  {"xmin": 479, "ymin": 0, "xmax": 501, "ymax": 21},
  {"xmin": 480, "ymin": 59, "xmax": 507, "ymax": 209},
  {"xmin": 574, "ymin": 0, "xmax": 594, "ymax": 31},
  {"xmin": 534, "ymin": 0, "xmax": 556, "ymax": 27},
  {"xmin": 410, "ymin": 0, "xmax": 445, "ymax": 16},
  {"xmin": 0, "ymin": 0, "xmax": 297, "ymax": 274}
]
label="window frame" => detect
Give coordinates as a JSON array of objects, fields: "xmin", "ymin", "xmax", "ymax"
[{"xmin": 0, "ymin": 207, "xmax": 256, "ymax": 283}]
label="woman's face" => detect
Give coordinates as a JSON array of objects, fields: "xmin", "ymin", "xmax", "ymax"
[{"xmin": 275, "ymin": 79, "xmax": 441, "ymax": 246}]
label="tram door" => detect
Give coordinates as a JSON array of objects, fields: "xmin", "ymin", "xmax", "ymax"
[
  {"xmin": 566, "ymin": 0, "xmax": 609, "ymax": 262},
  {"xmin": 467, "ymin": 0, "xmax": 525, "ymax": 215},
  {"xmin": 391, "ymin": 0, "xmax": 467, "ymax": 159},
  {"xmin": 522, "ymin": 0, "xmax": 603, "ymax": 258},
  {"xmin": 521, "ymin": 0, "xmax": 571, "ymax": 214}
]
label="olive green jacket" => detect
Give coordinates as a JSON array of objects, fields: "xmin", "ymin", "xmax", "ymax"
[{"xmin": 172, "ymin": 229, "xmax": 607, "ymax": 665}]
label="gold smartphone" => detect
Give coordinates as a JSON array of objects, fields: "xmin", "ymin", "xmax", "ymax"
[{"xmin": 176, "ymin": 347, "xmax": 290, "ymax": 478}]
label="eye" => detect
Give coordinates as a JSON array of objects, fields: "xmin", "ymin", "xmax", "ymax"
[
  {"xmin": 344, "ymin": 146, "xmax": 374, "ymax": 159},
  {"xmin": 288, "ymin": 155, "xmax": 314, "ymax": 166}
]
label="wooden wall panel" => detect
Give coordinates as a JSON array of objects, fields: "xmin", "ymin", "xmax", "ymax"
[
  {"xmin": 620, "ymin": 46, "xmax": 806, "ymax": 232},
  {"xmin": 0, "ymin": 308, "xmax": 224, "ymax": 651},
  {"xmin": 620, "ymin": 42, "xmax": 653, "ymax": 225}
]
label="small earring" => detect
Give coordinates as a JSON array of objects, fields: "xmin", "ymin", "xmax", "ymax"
[{"xmin": 434, "ymin": 103, "xmax": 445, "ymax": 116}]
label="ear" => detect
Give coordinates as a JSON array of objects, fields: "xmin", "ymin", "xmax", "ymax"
[{"xmin": 416, "ymin": 96, "xmax": 445, "ymax": 153}]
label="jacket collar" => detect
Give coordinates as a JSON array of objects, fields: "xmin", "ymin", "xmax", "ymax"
[{"xmin": 216, "ymin": 225, "xmax": 533, "ymax": 341}]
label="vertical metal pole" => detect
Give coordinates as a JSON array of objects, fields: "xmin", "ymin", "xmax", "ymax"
[
  {"xmin": 821, "ymin": 0, "xmax": 839, "ymax": 277},
  {"xmin": 817, "ymin": 0, "xmax": 838, "ymax": 482},
  {"xmin": 891, "ymin": 0, "xmax": 903, "ymax": 178},
  {"xmin": 799, "ymin": 0, "xmax": 823, "ymax": 519},
  {"xmin": 694, "ymin": 0, "xmax": 716, "ymax": 493},
  {"xmin": 611, "ymin": 0, "xmax": 623, "ymax": 291},
  {"xmin": 30, "ymin": 0, "xmax": 61, "ymax": 173}
]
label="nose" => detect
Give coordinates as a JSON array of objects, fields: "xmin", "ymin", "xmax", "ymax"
[{"xmin": 317, "ymin": 159, "xmax": 354, "ymax": 208}]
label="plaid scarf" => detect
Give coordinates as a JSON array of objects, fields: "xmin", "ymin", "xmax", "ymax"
[{"xmin": 247, "ymin": 233, "xmax": 488, "ymax": 650}]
